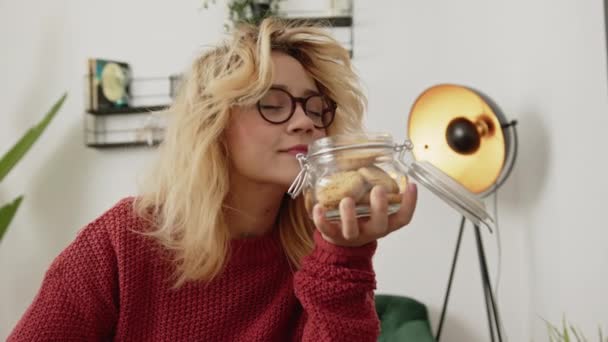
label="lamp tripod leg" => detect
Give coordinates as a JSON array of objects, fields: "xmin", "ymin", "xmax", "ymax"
[
  {"xmin": 436, "ymin": 218, "xmax": 505, "ymax": 342},
  {"xmin": 474, "ymin": 224, "xmax": 504, "ymax": 342},
  {"xmin": 435, "ymin": 216, "xmax": 466, "ymax": 341}
]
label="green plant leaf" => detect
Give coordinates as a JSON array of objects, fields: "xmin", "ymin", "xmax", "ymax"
[
  {"xmin": 563, "ymin": 316, "xmax": 571, "ymax": 342},
  {"xmin": 543, "ymin": 317, "xmax": 564, "ymax": 340},
  {"xmin": 541, "ymin": 316, "xmax": 605, "ymax": 342},
  {"xmin": 570, "ymin": 324, "xmax": 586, "ymax": 342},
  {"xmin": 0, "ymin": 93, "xmax": 67, "ymax": 183},
  {"xmin": 0, "ymin": 196, "xmax": 23, "ymax": 242}
]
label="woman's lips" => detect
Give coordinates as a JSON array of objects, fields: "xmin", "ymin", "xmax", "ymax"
[{"xmin": 283, "ymin": 145, "xmax": 308, "ymax": 155}]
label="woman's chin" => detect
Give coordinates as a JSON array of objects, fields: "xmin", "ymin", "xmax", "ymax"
[{"xmin": 268, "ymin": 155, "xmax": 303, "ymax": 187}]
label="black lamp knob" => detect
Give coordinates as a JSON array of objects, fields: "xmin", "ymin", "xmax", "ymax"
[{"xmin": 446, "ymin": 117, "xmax": 480, "ymax": 155}]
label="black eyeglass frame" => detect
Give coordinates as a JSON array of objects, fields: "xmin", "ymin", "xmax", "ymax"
[{"xmin": 256, "ymin": 87, "xmax": 337, "ymax": 128}]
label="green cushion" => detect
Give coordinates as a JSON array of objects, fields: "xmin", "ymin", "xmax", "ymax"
[{"xmin": 375, "ymin": 294, "xmax": 436, "ymax": 342}]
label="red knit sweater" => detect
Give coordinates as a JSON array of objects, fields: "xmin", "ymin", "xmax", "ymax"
[{"xmin": 8, "ymin": 198, "xmax": 380, "ymax": 341}]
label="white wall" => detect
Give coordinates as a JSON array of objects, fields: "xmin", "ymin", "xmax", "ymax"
[
  {"xmin": 358, "ymin": 1, "xmax": 608, "ymax": 342},
  {"xmin": 1, "ymin": 0, "xmax": 607, "ymax": 341}
]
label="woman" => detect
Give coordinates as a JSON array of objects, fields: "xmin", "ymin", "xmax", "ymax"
[{"xmin": 9, "ymin": 17, "xmax": 417, "ymax": 341}]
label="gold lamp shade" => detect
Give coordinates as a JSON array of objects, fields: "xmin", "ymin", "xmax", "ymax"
[{"xmin": 408, "ymin": 84, "xmax": 508, "ymax": 195}]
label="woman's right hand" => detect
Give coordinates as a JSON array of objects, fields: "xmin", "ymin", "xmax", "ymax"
[{"xmin": 312, "ymin": 183, "xmax": 418, "ymax": 247}]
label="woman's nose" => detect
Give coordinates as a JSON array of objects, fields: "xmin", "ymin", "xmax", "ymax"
[{"xmin": 286, "ymin": 102, "xmax": 315, "ymax": 133}]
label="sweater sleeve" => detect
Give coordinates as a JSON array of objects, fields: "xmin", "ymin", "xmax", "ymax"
[
  {"xmin": 293, "ymin": 230, "xmax": 380, "ymax": 341},
  {"xmin": 8, "ymin": 223, "xmax": 119, "ymax": 341}
]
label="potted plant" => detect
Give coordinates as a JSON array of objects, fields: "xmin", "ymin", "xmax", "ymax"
[
  {"xmin": 543, "ymin": 317, "xmax": 607, "ymax": 342},
  {"xmin": 202, "ymin": 0, "xmax": 283, "ymax": 27}
]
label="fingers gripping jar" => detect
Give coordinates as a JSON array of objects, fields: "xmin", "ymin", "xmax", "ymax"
[{"xmin": 288, "ymin": 133, "xmax": 493, "ymax": 228}]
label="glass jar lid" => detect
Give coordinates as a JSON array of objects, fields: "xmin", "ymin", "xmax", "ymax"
[{"xmin": 406, "ymin": 160, "xmax": 494, "ymax": 229}]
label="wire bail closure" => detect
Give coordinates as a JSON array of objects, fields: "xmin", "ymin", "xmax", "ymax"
[
  {"xmin": 395, "ymin": 140, "xmax": 414, "ymax": 160},
  {"xmin": 287, "ymin": 153, "xmax": 309, "ymax": 199},
  {"xmin": 395, "ymin": 140, "xmax": 414, "ymax": 169}
]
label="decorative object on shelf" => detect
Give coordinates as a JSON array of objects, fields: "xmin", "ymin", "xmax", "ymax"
[
  {"xmin": 202, "ymin": 0, "xmax": 283, "ymax": 27},
  {"xmin": 277, "ymin": 0, "xmax": 354, "ymax": 57},
  {"xmin": 407, "ymin": 84, "xmax": 519, "ymax": 342},
  {"xmin": 169, "ymin": 74, "xmax": 183, "ymax": 99},
  {"xmin": 0, "ymin": 93, "xmax": 66, "ymax": 243},
  {"xmin": 330, "ymin": 0, "xmax": 352, "ymax": 16},
  {"xmin": 87, "ymin": 58, "xmax": 131, "ymax": 112}
]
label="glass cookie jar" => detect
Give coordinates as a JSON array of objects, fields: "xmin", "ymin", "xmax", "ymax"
[{"xmin": 288, "ymin": 133, "xmax": 493, "ymax": 228}]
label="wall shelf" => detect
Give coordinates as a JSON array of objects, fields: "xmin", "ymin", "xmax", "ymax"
[
  {"xmin": 87, "ymin": 105, "xmax": 168, "ymax": 116},
  {"xmin": 83, "ymin": 71, "xmax": 180, "ymax": 148},
  {"xmin": 84, "ymin": 110, "xmax": 167, "ymax": 148},
  {"xmin": 282, "ymin": 15, "xmax": 352, "ymax": 27}
]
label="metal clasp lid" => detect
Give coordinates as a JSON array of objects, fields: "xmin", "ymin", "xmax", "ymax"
[
  {"xmin": 394, "ymin": 140, "xmax": 414, "ymax": 152},
  {"xmin": 287, "ymin": 153, "xmax": 309, "ymax": 199}
]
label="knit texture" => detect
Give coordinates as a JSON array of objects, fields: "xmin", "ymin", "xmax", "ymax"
[{"xmin": 8, "ymin": 197, "xmax": 380, "ymax": 341}]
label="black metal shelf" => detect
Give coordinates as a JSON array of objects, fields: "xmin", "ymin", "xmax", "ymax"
[
  {"xmin": 86, "ymin": 141, "xmax": 162, "ymax": 149},
  {"xmin": 283, "ymin": 15, "xmax": 352, "ymax": 27},
  {"xmin": 87, "ymin": 105, "xmax": 169, "ymax": 116}
]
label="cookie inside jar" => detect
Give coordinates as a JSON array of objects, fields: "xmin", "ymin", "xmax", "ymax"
[{"xmin": 302, "ymin": 133, "xmax": 409, "ymax": 221}]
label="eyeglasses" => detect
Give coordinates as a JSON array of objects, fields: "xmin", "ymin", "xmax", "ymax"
[{"xmin": 257, "ymin": 87, "xmax": 337, "ymax": 128}]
